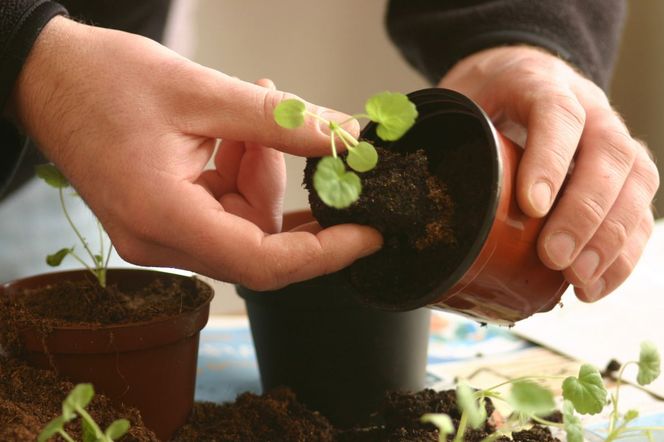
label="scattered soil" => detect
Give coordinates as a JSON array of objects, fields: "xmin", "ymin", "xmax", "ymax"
[
  {"xmin": 172, "ymin": 388, "xmax": 336, "ymax": 442},
  {"xmin": 305, "ymin": 138, "xmax": 492, "ymax": 308},
  {"xmin": 0, "ymin": 356, "xmax": 157, "ymax": 441},
  {"xmin": 0, "ymin": 275, "xmax": 211, "ymax": 355},
  {"xmin": 0, "ymin": 359, "xmax": 560, "ymax": 442},
  {"xmin": 176, "ymin": 388, "xmax": 559, "ymax": 442}
]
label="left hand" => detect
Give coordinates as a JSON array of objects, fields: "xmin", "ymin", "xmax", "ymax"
[{"xmin": 439, "ymin": 45, "xmax": 659, "ymax": 302}]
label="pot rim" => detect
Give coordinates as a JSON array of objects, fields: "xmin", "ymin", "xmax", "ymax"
[
  {"xmin": 0, "ymin": 267, "xmax": 214, "ymax": 331},
  {"xmin": 360, "ymin": 88, "xmax": 503, "ymax": 310}
]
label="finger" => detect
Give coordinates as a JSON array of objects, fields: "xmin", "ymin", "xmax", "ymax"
[
  {"xmin": 288, "ymin": 221, "xmax": 323, "ymax": 234},
  {"xmin": 573, "ymin": 211, "xmax": 654, "ymax": 302},
  {"xmin": 174, "ymin": 65, "xmax": 359, "ymax": 156},
  {"xmin": 470, "ymin": 65, "xmax": 586, "ymax": 218},
  {"xmin": 219, "ymin": 78, "xmax": 286, "ymax": 233},
  {"xmin": 116, "ymin": 181, "xmax": 383, "ymax": 290},
  {"xmin": 196, "ymin": 139, "xmax": 245, "ymax": 198},
  {"xmin": 538, "ymin": 108, "xmax": 637, "ymax": 270},
  {"xmin": 566, "ymin": 145, "xmax": 659, "ymax": 285}
]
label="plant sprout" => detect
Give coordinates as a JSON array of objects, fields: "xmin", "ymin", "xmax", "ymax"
[
  {"xmin": 421, "ymin": 341, "xmax": 663, "ymax": 442},
  {"xmin": 36, "ymin": 164, "xmax": 112, "ymax": 287},
  {"xmin": 38, "ymin": 384, "xmax": 130, "ymax": 442},
  {"xmin": 273, "ymin": 91, "xmax": 418, "ymax": 209}
]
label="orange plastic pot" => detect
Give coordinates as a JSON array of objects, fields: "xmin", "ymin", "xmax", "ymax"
[
  {"xmin": 0, "ymin": 268, "xmax": 213, "ymax": 440},
  {"xmin": 357, "ymin": 88, "xmax": 568, "ymax": 325}
]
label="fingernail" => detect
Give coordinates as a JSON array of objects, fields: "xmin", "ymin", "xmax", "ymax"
[
  {"xmin": 529, "ymin": 181, "xmax": 552, "ymax": 215},
  {"xmin": 584, "ymin": 278, "xmax": 606, "ymax": 302},
  {"xmin": 545, "ymin": 232, "xmax": 576, "ymax": 268},
  {"xmin": 572, "ymin": 249, "xmax": 600, "ymax": 283}
]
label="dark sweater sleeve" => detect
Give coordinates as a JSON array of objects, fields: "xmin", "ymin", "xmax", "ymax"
[
  {"xmin": 0, "ymin": 0, "xmax": 66, "ymax": 198},
  {"xmin": 386, "ymin": 0, "xmax": 626, "ymax": 90}
]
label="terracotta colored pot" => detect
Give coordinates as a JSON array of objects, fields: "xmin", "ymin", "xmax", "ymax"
[
  {"xmin": 358, "ymin": 88, "xmax": 568, "ymax": 325},
  {"xmin": 237, "ymin": 214, "xmax": 431, "ymax": 426},
  {"xmin": 0, "ymin": 268, "xmax": 213, "ymax": 440}
]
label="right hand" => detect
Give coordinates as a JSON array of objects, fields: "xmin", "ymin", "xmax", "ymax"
[{"xmin": 10, "ymin": 16, "xmax": 382, "ymax": 290}]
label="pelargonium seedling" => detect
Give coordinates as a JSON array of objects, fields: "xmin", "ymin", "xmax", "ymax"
[
  {"xmin": 420, "ymin": 341, "xmax": 663, "ymax": 442},
  {"xmin": 38, "ymin": 383, "xmax": 130, "ymax": 442},
  {"xmin": 36, "ymin": 164, "xmax": 112, "ymax": 287},
  {"xmin": 273, "ymin": 91, "xmax": 418, "ymax": 208}
]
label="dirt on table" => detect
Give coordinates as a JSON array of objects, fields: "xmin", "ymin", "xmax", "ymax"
[
  {"xmin": 0, "ymin": 356, "xmax": 157, "ymax": 441},
  {"xmin": 172, "ymin": 388, "xmax": 336, "ymax": 442},
  {"xmin": 175, "ymin": 388, "xmax": 559, "ymax": 442}
]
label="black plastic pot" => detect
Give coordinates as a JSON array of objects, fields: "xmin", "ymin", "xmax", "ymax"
[{"xmin": 237, "ymin": 269, "xmax": 430, "ymax": 427}]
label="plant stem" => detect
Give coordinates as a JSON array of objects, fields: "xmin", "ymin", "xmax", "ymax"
[
  {"xmin": 57, "ymin": 429, "xmax": 76, "ymax": 442},
  {"xmin": 531, "ymin": 415, "xmax": 565, "ymax": 429},
  {"xmin": 59, "ymin": 188, "xmax": 98, "ymax": 274},
  {"xmin": 453, "ymin": 412, "xmax": 469, "ymax": 442},
  {"xmin": 77, "ymin": 406, "xmax": 104, "ymax": 439},
  {"xmin": 483, "ymin": 375, "xmax": 565, "ymax": 392},
  {"xmin": 609, "ymin": 361, "xmax": 636, "ymax": 432}
]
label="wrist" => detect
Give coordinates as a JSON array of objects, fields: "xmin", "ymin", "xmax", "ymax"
[{"xmin": 8, "ymin": 16, "xmax": 87, "ymax": 137}]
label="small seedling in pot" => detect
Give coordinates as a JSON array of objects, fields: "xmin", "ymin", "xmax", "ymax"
[
  {"xmin": 421, "ymin": 341, "xmax": 663, "ymax": 441},
  {"xmin": 273, "ymin": 91, "xmax": 418, "ymax": 208},
  {"xmin": 36, "ymin": 164, "xmax": 112, "ymax": 287},
  {"xmin": 38, "ymin": 383, "xmax": 130, "ymax": 442}
]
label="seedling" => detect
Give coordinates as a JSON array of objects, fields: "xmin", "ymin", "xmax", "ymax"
[
  {"xmin": 273, "ymin": 91, "xmax": 418, "ymax": 208},
  {"xmin": 36, "ymin": 164, "xmax": 112, "ymax": 287},
  {"xmin": 38, "ymin": 383, "xmax": 130, "ymax": 442},
  {"xmin": 421, "ymin": 341, "xmax": 663, "ymax": 441}
]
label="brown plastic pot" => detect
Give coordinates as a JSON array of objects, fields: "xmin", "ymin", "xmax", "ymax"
[
  {"xmin": 358, "ymin": 88, "xmax": 568, "ymax": 325},
  {"xmin": 0, "ymin": 268, "xmax": 213, "ymax": 440}
]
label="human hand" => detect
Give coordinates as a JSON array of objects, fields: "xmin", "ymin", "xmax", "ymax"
[
  {"xmin": 10, "ymin": 16, "xmax": 382, "ymax": 290},
  {"xmin": 439, "ymin": 46, "xmax": 659, "ymax": 302}
]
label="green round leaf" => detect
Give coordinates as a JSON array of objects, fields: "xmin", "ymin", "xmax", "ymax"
[
  {"xmin": 421, "ymin": 413, "xmax": 454, "ymax": 439},
  {"xmin": 105, "ymin": 419, "xmax": 131, "ymax": 440},
  {"xmin": 46, "ymin": 248, "xmax": 73, "ymax": 267},
  {"xmin": 347, "ymin": 141, "xmax": 378, "ymax": 172},
  {"xmin": 35, "ymin": 163, "xmax": 69, "ymax": 189},
  {"xmin": 313, "ymin": 157, "xmax": 361, "ymax": 209},
  {"xmin": 562, "ymin": 400, "xmax": 584, "ymax": 442},
  {"xmin": 365, "ymin": 91, "xmax": 418, "ymax": 141},
  {"xmin": 562, "ymin": 364, "xmax": 607, "ymax": 415},
  {"xmin": 456, "ymin": 383, "xmax": 487, "ymax": 429},
  {"xmin": 274, "ymin": 99, "xmax": 306, "ymax": 129},
  {"xmin": 65, "ymin": 384, "xmax": 95, "ymax": 410},
  {"xmin": 38, "ymin": 416, "xmax": 66, "ymax": 442},
  {"xmin": 637, "ymin": 340, "xmax": 661, "ymax": 386},
  {"xmin": 508, "ymin": 381, "xmax": 555, "ymax": 416}
]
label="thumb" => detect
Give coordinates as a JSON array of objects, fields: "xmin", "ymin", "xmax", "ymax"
[{"xmin": 178, "ymin": 67, "xmax": 359, "ymax": 157}]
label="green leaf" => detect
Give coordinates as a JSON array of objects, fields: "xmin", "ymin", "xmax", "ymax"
[
  {"xmin": 562, "ymin": 364, "xmax": 608, "ymax": 415},
  {"xmin": 421, "ymin": 413, "xmax": 454, "ymax": 441},
  {"xmin": 456, "ymin": 383, "xmax": 487, "ymax": 429},
  {"xmin": 347, "ymin": 141, "xmax": 378, "ymax": 173},
  {"xmin": 365, "ymin": 91, "xmax": 418, "ymax": 141},
  {"xmin": 562, "ymin": 400, "xmax": 584, "ymax": 442},
  {"xmin": 313, "ymin": 157, "xmax": 361, "ymax": 209},
  {"xmin": 35, "ymin": 163, "xmax": 69, "ymax": 189},
  {"xmin": 508, "ymin": 381, "xmax": 555, "ymax": 416},
  {"xmin": 38, "ymin": 416, "xmax": 66, "ymax": 442},
  {"xmin": 274, "ymin": 99, "xmax": 306, "ymax": 129},
  {"xmin": 65, "ymin": 384, "xmax": 95, "ymax": 410},
  {"xmin": 624, "ymin": 409, "xmax": 639, "ymax": 423},
  {"xmin": 46, "ymin": 248, "xmax": 73, "ymax": 267},
  {"xmin": 637, "ymin": 341, "xmax": 661, "ymax": 386},
  {"xmin": 105, "ymin": 419, "xmax": 131, "ymax": 440}
]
